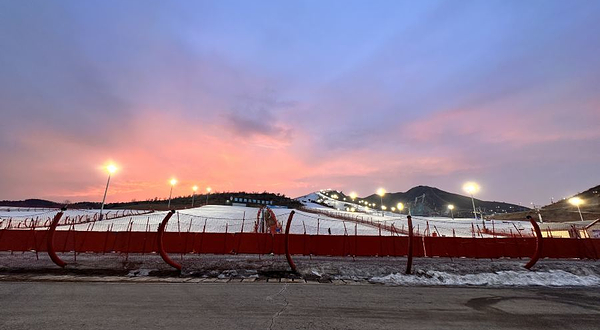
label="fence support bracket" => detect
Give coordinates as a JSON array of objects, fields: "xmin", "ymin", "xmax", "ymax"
[
  {"xmin": 284, "ymin": 211, "xmax": 297, "ymax": 273},
  {"xmin": 524, "ymin": 217, "xmax": 543, "ymax": 270},
  {"xmin": 157, "ymin": 210, "xmax": 182, "ymax": 271},
  {"xmin": 47, "ymin": 208, "xmax": 67, "ymax": 268}
]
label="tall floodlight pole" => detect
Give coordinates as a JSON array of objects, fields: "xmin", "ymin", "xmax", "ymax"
[
  {"xmin": 168, "ymin": 178, "xmax": 177, "ymax": 209},
  {"xmin": 100, "ymin": 163, "xmax": 118, "ymax": 220},
  {"xmin": 377, "ymin": 188, "xmax": 386, "ymax": 217},
  {"xmin": 448, "ymin": 204, "xmax": 455, "ymax": 220},
  {"xmin": 191, "ymin": 185, "xmax": 198, "ymax": 207},
  {"xmin": 206, "ymin": 187, "xmax": 212, "ymax": 205},
  {"xmin": 569, "ymin": 197, "xmax": 585, "ymax": 221},
  {"xmin": 463, "ymin": 182, "xmax": 481, "ymax": 226}
]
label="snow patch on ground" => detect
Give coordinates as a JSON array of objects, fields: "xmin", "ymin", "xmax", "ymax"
[
  {"xmin": 128, "ymin": 269, "xmax": 152, "ymax": 277},
  {"xmin": 370, "ymin": 269, "xmax": 600, "ymax": 287}
]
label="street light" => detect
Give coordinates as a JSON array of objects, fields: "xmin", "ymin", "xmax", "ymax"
[
  {"xmin": 568, "ymin": 197, "xmax": 585, "ymax": 221},
  {"xmin": 100, "ymin": 163, "xmax": 118, "ymax": 220},
  {"xmin": 191, "ymin": 185, "xmax": 198, "ymax": 207},
  {"xmin": 448, "ymin": 204, "xmax": 455, "ymax": 220},
  {"xmin": 377, "ymin": 188, "xmax": 386, "ymax": 217},
  {"xmin": 462, "ymin": 182, "xmax": 480, "ymax": 223},
  {"xmin": 397, "ymin": 202, "xmax": 404, "ymax": 214},
  {"xmin": 349, "ymin": 192, "xmax": 357, "ymax": 201},
  {"xmin": 206, "ymin": 187, "xmax": 212, "ymax": 205},
  {"xmin": 167, "ymin": 178, "xmax": 177, "ymax": 209}
]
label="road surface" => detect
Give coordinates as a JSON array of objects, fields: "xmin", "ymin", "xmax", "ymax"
[{"xmin": 0, "ymin": 281, "xmax": 598, "ymax": 329}]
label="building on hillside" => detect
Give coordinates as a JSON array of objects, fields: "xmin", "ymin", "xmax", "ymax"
[
  {"xmin": 585, "ymin": 219, "xmax": 600, "ymax": 238},
  {"xmin": 229, "ymin": 196, "xmax": 273, "ymax": 207}
]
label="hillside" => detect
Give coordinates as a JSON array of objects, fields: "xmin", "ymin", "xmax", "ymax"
[
  {"xmin": 307, "ymin": 186, "xmax": 529, "ymax": 217},
  {"xmin": 490, "ymin": 184, "xmax": 600, "ymax": 222},
  {"xmin": 0, "ymin": 192, "xmax": 301, "ymax": 211}
]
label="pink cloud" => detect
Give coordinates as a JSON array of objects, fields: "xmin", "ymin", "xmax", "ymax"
[{"xmin": 402, "ymin": 106, "xmax": 600, "ymax": 147}]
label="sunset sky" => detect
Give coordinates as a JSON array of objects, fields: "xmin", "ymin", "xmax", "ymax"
[{"xmin": 1, "ymin": 0, "xmax": 599, "ymax": 205}]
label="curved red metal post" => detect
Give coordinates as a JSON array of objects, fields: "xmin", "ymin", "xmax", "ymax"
[
  {"xmin": 284, "ymin": 211, "xmax": 297, "ymax": 273},
  {"xmin": 405, "ymin": 215, "xmax": 413, "ymax": 274},
  {"xmin": 524, "ymin": 216, "xmax": 543, "ymax": 270},
  {"xmin": 157, "ymin": 210, "xmax": 182, "ymax": 271},
  {"xmin": 47, "ymin": 208, "xmax": 66, "ymax": 268}
]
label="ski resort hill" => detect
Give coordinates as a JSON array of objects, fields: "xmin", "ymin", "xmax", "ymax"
[
  {"xmin": 490, "ymin": 184, "xmax": 600, "ymax": 222},
  {"xmin": 296, "ymin": 186, "xmax": 529, "ymax": 218}
]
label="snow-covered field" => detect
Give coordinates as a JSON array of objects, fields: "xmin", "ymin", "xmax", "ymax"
[
  {"xmin": 0, "ymin": 205, "xmax": 383, "ymax": 235},
  {"xmin": 1, "ymin": 197, "xmax": 535, "ymax": 237}
]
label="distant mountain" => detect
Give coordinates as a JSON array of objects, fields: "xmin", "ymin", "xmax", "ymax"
[
  {"xmin": 321, "ymin": 185, "xmax": 529, "ymax": 217},
  {"xmin": 0, "ymin": 191, "xmax": 301, "ymax": 210},
  {"xmin": 0, "ymin": 199, "xmax": 62, "ymax": 208}
]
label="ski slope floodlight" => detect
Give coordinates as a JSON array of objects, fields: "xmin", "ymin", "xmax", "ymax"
[
  {"xmin": 568, "ymin": 197, "xmax": 583, "ymax": 206},
  {"xmin": 349, "ymin": 192, "xmax": 358, "ymax": 200},
  {"xmin": 100, "ymin": 162, "xmax": 118, "ymax": 219},
  {"xmin": 376, "ymin": 188, "xmax": 386, "ymax": 216},
  {"xmin": 167, "ymin": 178, "xmax": 177, "ymax": 208},
  {"xmin": 462, "ymin": 182, "xmax": 480, "ymax": 195},
  {"xmin": 206, "ymin": 187, "xmax": 212, "ymax": 193},
  {"xmin": 448, "ymin": 204, "xmax": 455, "ymax": 210},
  {"xmin": 463, "ymin": 182, "xmax": 481, "ymax": 223},
  {"xmin": 106, "ymin": 163, "xmax": 118, "ymax": 174},
  {"xmin": 569, "ymin": 197, "xmax": 585, "ymax": 221},
  {"xmin": 391, "ymin": 207, "xmax": 396, "ymax": 211},
  {"xmin": 191, "ymin": 186, "xmax": 199, "ymax": 207},
  {"xmin": 397, "ymin": 202, "xmax": 404, "ymax": 211}
]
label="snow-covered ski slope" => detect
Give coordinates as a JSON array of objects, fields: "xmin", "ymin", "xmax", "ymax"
[
  {"xmin": 1, "ymin": 189, "xmax": 534, "ymax": 237},
  {"xmin": 1, "ymin": 206, "xmax": 382, "ymax": 235},
  {"xmin": 296, "ymin": 190, "xmax": 533, "ymax": 238}
]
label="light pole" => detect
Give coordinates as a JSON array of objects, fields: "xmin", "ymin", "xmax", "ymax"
[
  {"xmin": 569, "ymin": 197, "xmax": 585, "ymax": 221},
  {"xmin": 377, "ymin": 188, "xmax": 386, "ymax": 217},
  {"xmin": 463, "ymin": 182, "xmax": 481, "ymax": 225},
  {"xmin": 191, "ymin": 185, "xmax": 198, "ymax": 207},
  {"xmin": 167, "ymin": 178, "xmax": 177, "ymax": 209},
  {"xmin": 448, "ymin": 204, "xmax": 455, "ymax": 220},
  {"xmin": 206, "ymin": 187, "xmax": 212, "ymax": 205},
  {"xmin": 100, "ymin": 163, "xmax": 117, "ymax": 220}
]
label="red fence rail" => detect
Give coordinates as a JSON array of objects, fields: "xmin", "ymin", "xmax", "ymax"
[{"xmin": 2, "ymin": 230, "xmax": 599, "ymax": 259}]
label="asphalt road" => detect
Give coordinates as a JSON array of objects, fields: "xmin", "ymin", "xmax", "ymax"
[{"xmin": 0, "ymin": 281, "xmax": 599, "ymax": 329}]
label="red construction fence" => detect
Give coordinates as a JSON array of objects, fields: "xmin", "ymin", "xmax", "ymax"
[
  {"xmin": 0, "ymin": 210, "xmax": 598, "ymax": 272},
  {"xmin": 2, "ymin": 230, "xmax": 599, "ymax": 258}
]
